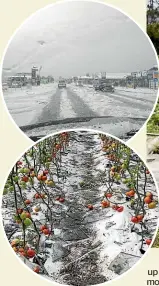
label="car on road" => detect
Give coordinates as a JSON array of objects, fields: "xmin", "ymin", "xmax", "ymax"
[
  {"xmin": 58, "ymin": 80, "xmax": 66, "ymax": 88},
  {"xmin": 93, "ymin": 78, "xmax": 107, "ymax": 91},
  {"xmin": 76, "ymin": 80, "xmax": 83, "ymax": 87},
  {"xmin": 94, "ymin": 81, "xmax": 114, "ymax": 92},
  {"xmin": 93, "ymin": 82, "xmax": 100, "ymax": 91},
  {"xmin": 103, "ymin": 83, "xmax": 115, "ymax": 92}
]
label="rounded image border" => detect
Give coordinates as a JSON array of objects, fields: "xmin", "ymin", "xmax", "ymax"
[
  {"xmin": 0, "ymin": 126, "xmax": 159, "ymax": 286},
  {"xmin": 0, "ymin": 0, "xmax": 159, "ymax": 144}
]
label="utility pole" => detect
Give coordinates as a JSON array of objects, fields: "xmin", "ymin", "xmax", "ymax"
[{"xmin": 39, "ymin": 66, "xmax": 42, "ymax": 77}]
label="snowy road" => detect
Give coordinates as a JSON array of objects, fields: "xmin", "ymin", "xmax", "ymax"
[
  {"xmin": 35, "ymin": 84, "xmax": 156, "ymax": 123},
  {"xmin": 3, "ymin": 83, "xmax": 157, "ymax": 139}
]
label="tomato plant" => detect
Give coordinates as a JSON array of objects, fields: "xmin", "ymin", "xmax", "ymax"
[{"xmin": 2, "ymin": 131, "xmax": 158, "ymax": 280}]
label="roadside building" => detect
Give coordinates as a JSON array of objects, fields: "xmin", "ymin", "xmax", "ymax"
[
  {"xmin": 147, "ymin": 65, "xmax": 158, "ymax": 89},
  {"xmin": 78, "ymin": 75, "xmax": 94, "ymax": 85},
  {"xmin": 130, "ymin": 66, "xmax": 158, "ymax": 89},
  {"xmin": 7, "ymin": 73, "xmax": 32, "ymax": 87}
]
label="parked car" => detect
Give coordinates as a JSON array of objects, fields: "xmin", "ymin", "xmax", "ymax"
[
  {"xmin": 11, "ymin": 82, "xmax": 21, "ymax": 88},
  {"xmin": 2, "ymin": 83, "xmax": 8, "ymax": 91},
  {"xmin": 58, "ymin": 80, "xmax": 66, "ymax": 88}
]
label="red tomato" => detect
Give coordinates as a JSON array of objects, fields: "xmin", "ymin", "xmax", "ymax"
[
  {"xmin": 105, "ymin": 193, "xmax": 112, "ymax": 198},
  {"xmin": 41, "ymin": 176, "xmax": 47, "ymax": 181},
  {"xmin": 27, "ymin": 249, "xmax": 36, "ymax": 258},
  {"xmin": 144, "ymin": 196, "xmax": 152, "ymax": 204},
  {"xmin": 22, "ymin": 176, "xmax": 29, "ymax": 182},
  {"xmin": 25, "ymin": 199, "xmax": 31, "ymax": 205},
  {"xmin": 40, "ymin": 225, "xmax": 47, "ymax": 231},
  {"xmin": 87, "ymin": 204, "xmax": 94, "ymax": 210},
  {"xmin": 137, "ymin": 214, "xmax": 144, "ymax": 222},
  {"xmin": 59, "ymin": 197, "xmax": 65, "ymax": 203},
  {"xmin": 35, "ymin": 193, "xmax": 40, "ymax": 199},
  {"xmin": 131, "ymin": 216, "xmax": 138, "ymax": 223},
  {"xmin": 43, "ymin": 228, "xmax": 50, "ymax": 235},
  {"xmin": 33, "ymin": 266, "xmax": 40, "ymax": 273},
  {"xmin": 117, "ymin": 206, "xmax": 124, "ymax": 212},
  {"xmin": 101, "ymin": 201, "xmax": 110, "ymax": 208},
  {"xmin": 146, "ymin": 239, "xmax": 152, "ymax": 245}
]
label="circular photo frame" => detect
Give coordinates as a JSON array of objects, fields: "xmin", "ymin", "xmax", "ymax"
[
  {"xmin": 1, "ymin": 128, "xmax": 159, "ymax": 285},
  {"xmin": 1, "ymin": 0, "xmax": 159, "ymax": 142}
]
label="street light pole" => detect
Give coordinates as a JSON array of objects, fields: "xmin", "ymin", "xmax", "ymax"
[{"xmin": 39, "ymin": 66, "xmax": 42, "ymax": 77}]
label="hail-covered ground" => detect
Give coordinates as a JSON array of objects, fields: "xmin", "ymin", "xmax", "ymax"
[
  {"xmin": 2, "ymin": 131, "xmax": 159, "ymax": 285},
  {"xmin": 3, "ymin": 82, "xmax": 157, "ymax": 140}
]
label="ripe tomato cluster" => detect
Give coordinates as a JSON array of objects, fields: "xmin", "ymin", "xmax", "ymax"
[
  {"xmin": 98, "ymin": 134, "xmax": 158, "ymax": 245},
  {"xmin": 40, "ymin": 225, "xmax": 51, "ymax": 235},
  {"xmin": 3, "ymin": 132, "xmax": 70, "ymax": 269},
  {"xmin": 11, "ymin": 239, "xmax": 36, "ymax": 259}
]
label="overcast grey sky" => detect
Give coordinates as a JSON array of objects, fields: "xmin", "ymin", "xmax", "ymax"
[{"xmin": 3, "ymin": 0, "xmax": 158, "ymax": 77}]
